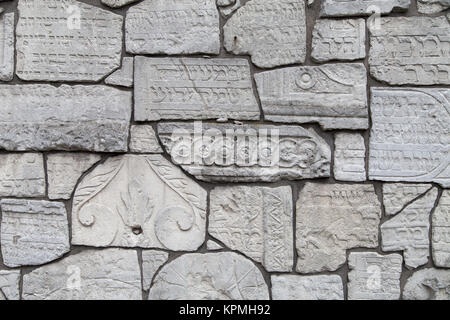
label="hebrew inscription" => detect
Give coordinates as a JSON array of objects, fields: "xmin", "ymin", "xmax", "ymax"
[
  {"xmin": 383, "ymin": 183, "xmax": 432, "ymax": 216},
  {"xmin": 255, "ymin": 63, "xmax": 368, "ymax": 130},
  {"xmin": 271, "ymin": 275, "xmax": 344, "ymax": 300},
  {"xmin": 432, "ymin": 190, "xmax": 450, "ymax": 268},
  {"xmin": 0, "ymin": 12, "xmax": 13, "ymax": 81},
  {"xmin": 334, "ymin": 132, "xmax": 366, "ymax": 182}
]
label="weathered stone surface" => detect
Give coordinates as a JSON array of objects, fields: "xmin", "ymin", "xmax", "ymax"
[
  {"xmin": 47, "ymin": 153, "xmax": 102, "ymax": 200},
  {"xmin": 383, "ymin": 183, "xmax": 432, "ymax": 216},
  {"xmin": 255, "ymin": 63, "xmax": 368, "ymax": 130},
  {"xmin": 224, "ymin": 0, "xmax": 306, "ymax": 68},
  {"xmin": 348, "ymin": 252, "xmax": 403, "ymax": 300},
  {"xmin": 432, "ymin": 190, "xmax": 450, "ymax": 268},
  {"xmin": 381, "ymin": 187, "xmax": 438, "ymax": 269},
  {"xmin": 0, "ymin": 270, "xmax": 20, "ymax": 300},
  {"xmin": 126, "ymin": 0, "xmax": 220, "ymax": 55},
  {"xmin": 149, "ymin": 252, "xmax": 269, "ymax": 300},
  {"xmin": 22, "ymin": 249, "xmax": 142, "ymax": 300},
  {"xmin": 134, "ymin": 57, "xmax": 260, "ymax": 121},
  {"xmin": 16, "ymin": 0, "xmax": 123, "ymax": 82},
  {"xmin": 217, "ymin": 0, "xmax": 242, "ymax": 17},
  {"xmin": 0, "ymin": 8, "xmax": 3, "ymax": 15},
  {"xmin": 101, "ymin": 0, "xmax": 140, "ymax": 8},
  {"xmin": 142, "ymin": 250, "xmax": 169, "ymax": 291},
  {"xmin": 158, "ymin": 122, "xmax": 331, "ymax": 182},
  {"xmin": 210, "ymin": 186, "xmax": 293, "ymax": 272},
  {"xmin": 369, "ymin": 88, "xmax": 450, "ymax": 188},
  {"xmin": 271, "ymin": 275, "xmax": 344, "ymax": 300},
  {"xmin": 296, "ymin": 183, "xmax": 381, "ymax": 273},
  {"xmin": 72, "ymin": 155, "xmax": 207, "ymax": 251},
  {"xmin": 417, "ymin": 0, "xmax": 449, "ymax": 13},
  {"xmin": 404, "ymin": 268, "xmax": 450, "ymax": 300},
  {"xmin": 207, "ymin": 240, "xmax": 223, "ymax": 251},
  {"xmin": 0, "ymin": 12, "xmax": 13, "ymax": 81},
  {"xmin": 105, "ymin": 57, "xmax": 134, "ymax": 88},
  {"xmin": 0, "ymin": 85, "xmax": 132, "ymax": 152},
  {"xmin": 369, "ymin": 16, "xmax": 450, "ymax": 85},
  {"xmin": 0, "ymin": 153, "xmax": 45, "ymax": 197},
  {"xmin": 129, "ymin": 125, "xmax": 163, "ymax": 154},
  {"xmin": 334, "ymin": 133, "xmax": 366, "ymax": 182},
  {"xmin": 312, "ymin": 19, "xmax": 365, "ymax": 62},
  {"xmin": 0, "ymin": 199, "xmax": 70, "ymax": 267},
  {"xmin": 320, "ymin": 0, "xmax": 411, "ymax": 17}
]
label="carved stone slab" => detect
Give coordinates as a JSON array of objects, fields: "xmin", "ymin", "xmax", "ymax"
[
  {"xmin": 158, "ymin": 122, "xmax": 331, "ymax": 182},
  {"xmin": 22, "ymin": 249, "xmax": 142, "ymax": 300},
  {"xmin": 0, "ymin": 12, "xmax": 13, "ymax": 81},
  {"xmin": 312, "ymin": 18, "xmax": 366, "ymax": 62},
  {"xmin": 334, "ymin": 132, "xmax": 366, "ymax": 182},
  {"xmin": 0, "ymin": 199, "xmax": 70, "ymax": 267},
  {"xmin": 224, "ymin": 0, "xmax": 306, "ymax": 68},
  {"xmin": 101, "ymin": 0, "xmax": 140, "ymax": 8},
  {"xmin": 129, "ymin": 125, "xmax": 163, "ymax": 154},
  {"xmin": 432, "ymin": 190, "xmax": 450, "ymax": 268},
  {"xmin": 148, "ymin": 252, "xmax": 269, "ymax": 300},
  {"xmin": 417, "ymin": 0, "xmax": 449, "ymax": 13},
  {"xmin": 255, "ymin": 63, "xmax": 368, "ymax": 130},
  {"xmin": 348, "ymin": 252, "xmax": 403, "ymax": 300},
  {"xmin": 271, "ymin": 275, "xmax": 344, "ymax": 300},
  {"xmin": 369, "ymin": 88, "xmax": 450, "ymax": 188},
  {"xmin": 71, "ymin": 155, "xmax": 207, "ymax": 251},
  {"xmin": 0, "ymin": 85, "xmax": 132, "ymax": 152},
  {"xmin": 383, "ymin": 183, "xmax": 432, "ymax": 216},
  {"xmin": 0, "ymin": 270, "xmax": 20, "ymax": 300},
  {"xmin": 403, "ymin": 268, "xmax": 450, "ymax": 300},
  {"xmin": 142, "ymin": 250, "xmax": 169, "ymax": 291},
  {"xmin": 320, "ymin": 0, "xmax": 411, "ymax": 17},
  {"xmin": 16, "ymin": 0, "xmax": 123, "ymax": 82},
  {"xmin": 0, "ymin": 153, "xmax": 45, "ymax": 197},
  {"xmin": 296, "ymin": 183, "xmax": 381, "ymax": 273},
  {"xmin": 47, "ymin": 153, "xmax": 102, "ymax": 200},
  {"xmin": 369, "ymin": 16, "xmax": 450, "ymax": 85},
  {"xmin": 105, "ymin": 57, "xmax": 134, "ymax": 88},
  {"xmin": 381, "ymin": 187, "xmax": 438, "ymax": 269},
  {"xmin": 210, "ymin": 186, "xmax": 293, "ymax": 272},
  {"xmin": 134, "ymin": 57, "xmax": 260, "ymax": 121},
  {"xmin": 125, "ymin": 0, "xmax": 220, "ymax": 55}
]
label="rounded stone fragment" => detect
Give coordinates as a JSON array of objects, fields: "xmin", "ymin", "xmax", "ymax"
[
  {"xmin": 149, "ymin": 252, "xmax": 269, "ymax": 300},
  {"xmin": 403, "ymin": 268, "xmax": 450, "ymax": 300}
]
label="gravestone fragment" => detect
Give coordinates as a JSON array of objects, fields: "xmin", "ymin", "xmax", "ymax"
[
  {"xmin": 0, "ymin": 270, "xmax": 20, "ymax": 300},
  {"xmin": 0, "ymin": 12, "xmax": 14, "ymax": 81},
  {"xmin": 105, "ymin": 57, "xmax": 134, "ymax": 88},
  {"xmin": 129, "ymin": 125, "xmax": 163, "ymax": 154},
  {"xmin": 403, "ymin": 268, "xmax": 450, "ymax": 300},
  {"xmin": 432, "ymin": 190, "xmax": 450, "ymax": 268},
  {"xmin": 334, "ymin": 132, "xmax": 366, "ymax": 182},
  {"xmin": 271, "ymin": 275, "xmax": 344, "ymax": 300},
  {"xmin": 142, "ymin": 250, "xmax": 169, "ymax": 291},
  {"xmin": 383, "ymin": 183, "xmax": 432, "ymax": 216}
]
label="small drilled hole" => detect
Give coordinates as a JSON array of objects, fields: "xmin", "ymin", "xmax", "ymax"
[{"xmin": 132, "ymin": 226, "xmax": 143, "ymax": 235}]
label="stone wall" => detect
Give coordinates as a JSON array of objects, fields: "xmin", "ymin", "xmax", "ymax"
[{"xmin": 0, "ymin": 0, "xmax": 449, "ymax": 300}]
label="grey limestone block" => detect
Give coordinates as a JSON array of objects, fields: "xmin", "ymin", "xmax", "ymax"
[
  {"xmin": 105, "ymin": 57, "xmax": 134, "ymax": 88},
  {"xmin": 271, "ymin": 275, "xmax": 344, "ymax": 300},
  {"xmin": 0, "ymin": 12, "xmax": 14, "ymax": 81},
  {"xmin": 334, "ymin": 132, "xmax": 366, "ymax": 182},
  {"xmin": 403, "ymin": 268, "xmax": 450, "ymax": 300},
  {"xmin": 142, "ymin": 250, "xmax": 169, "ymax": 291},
  {"xmin": 382, "ymin": 183, "xmax": 432, "ymax": 216},
  {"xmin": 432, "ymin": 190, "xmax": 450, "ymax": 268},
  {"xmin": 129, "ymin": 125, "xmax": 163, "ymax": 154},
  {"xmin": 0, "ymin": 270, "xmax": 20, "ymax": 300}
]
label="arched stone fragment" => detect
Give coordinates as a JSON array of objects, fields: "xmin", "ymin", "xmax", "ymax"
[
  {"xmin": 148, "ymin": 252, "xmax": 269, "ymax": 300},
  {"xmin": 22, "ymin": 249, "xmax": 142, "ymax": 300},
  {"xmin": 432, "ymin": 190, "xmax": 450, "ymax": 268},
  {"xmin": 403, "ymin": 268, "xmax": 450, "ymax": 300},
  {"xmin": 71, "ymin": 155, "xmax": 207, "ymax": 251}
]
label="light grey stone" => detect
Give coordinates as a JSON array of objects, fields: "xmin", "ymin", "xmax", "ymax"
[
  {"xmin": 210, "ymin": 186, "xmax": 293, "ymax": 272},
  {"xmin": 149, "ymin": 252, "xmax": 269, "ymax": 300},
  {"xmin": 0, "ymin": 270, "xmax": 20, "ymax": 300},
  {"xmin": 320, "ymin": 0, "xmax": 411, "ymax": 17},
  {"xmin": 312, "ymin": 18, "xmax": 366, "ymax": 62},
  {"xmin": 129, "ymin": 125, "xmax": 163, "ymax": 154},
  {"xmin": 296, "ymin": 183, "xmax": 381, "ymax": 273},
  {"xmin": 432, "ymin": 190, "xmax": 450, "ymax": 268},
  {"xmin": 105, "ymin": 57, "xmax": 134, "ymax": 88},
  {"xmin": 126, "ymin": 0, "xmax": 220, "ymax": 55},
  {"xmin": 101, "ymin": 0, "xmax": 140, "ymax": 8},
  {"xmin": 0, "ymin": 199, "xmax": 70, "ymax": 268},
  {"xmin": 0, "ymin": 8, "xmax": 3, "ymax": 15},
  {"xmin": 224, "ymin": 0, "xmax": 306, "ymax": 68},
  {"xmin": 403, "ymin": 268, "xmax": 450, "ymax": 300},
  {"xmin": 334, "ymin": 132, "xmax": 366, "ymax": 182},
  {"xmin": 217, "ymin": 0, "xmax": 242, "ymax": 17},
  {"xmin": 47, "ymin": 153, "xmax": 102, "ymax": 200},
  {"xmin": 134, "ymin": 57, "xmax": 260, "ymax": 121},
  {"xmin": 255, "ymin": 63, "xmax": 368, "ymax": 130},
  {"xmin": 22, "ymin": 248, "xmax": 142, "ymax": 300},
  {"xmin": 381, "ymin": 187, "xmax": 438, "ymax": 269},
  {"xmin": 0, "ymin": 12, "xmax": 14, "ymax": 81},
  {"xmin": 348, "ymin": 252, "xmax": 403, "ymax": 300},
  {"xmin": 0, "ymin": 153, "xmax": 45, "ymax": 197},
  {"xmin": 158, "ymin": 122, "xmax": 331, "ymax": 182},
  {"xmin": 383, "ymin": 183, "xmax": 432, "ymax": 216},
  {"xmin": 142, "ymin": 250, "xmax": 169, "ymax": 291},
  {"xmin": 16, "ymin": 0, "xmax": 123, "ymax": 82},
  {"xmin": 0, "ymin": 85, "xmax": 132, "ymax": 152},
  {"xmin": 417, "ymin": 0, "xmax": 449, "ymax": 13},
  {"xmin": 369, "ymin": 16, "xmax": 450, "ymax": 85},
  {"xmin": 369, "ymin": 88, "xmax": 450, "ymax": 188},
  {"xmin": 207, "ymin": 240, "xmax": 223, "ymax": 251},
  {"xmin": 271, "ymin": 275, "xmax": 344, "ymax": 300},
  {"xmin": 72, "ymin": 155, "xmax": 207, "ymax": 251}
]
